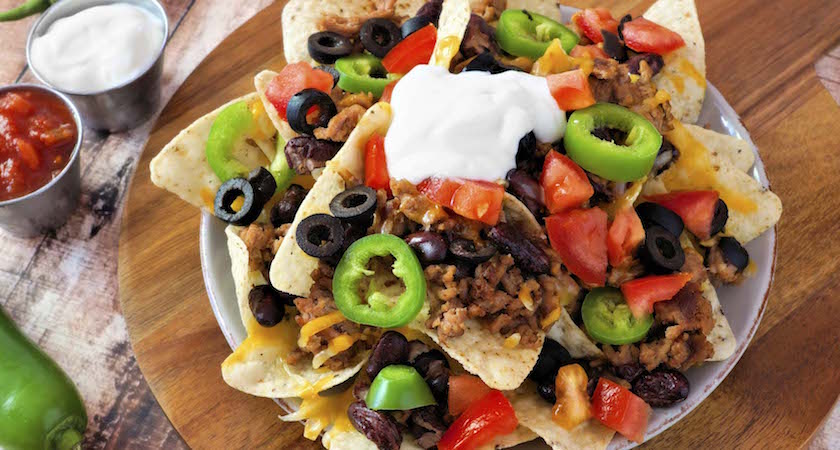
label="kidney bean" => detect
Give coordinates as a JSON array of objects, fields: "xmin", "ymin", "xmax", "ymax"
[
  {"xmin": 347, "ymin": 402, "xmax": 402, "ymax": 450},
  {"xmin": 366, "ymin": 331, "xmax": 409, "ymax": 380},
  {"xmin": 270, "ymin": 184, "xmax": 308, "ymax": 226},
  {"xmin": 487, "ymin": 223, "xmax": 550, "ymax": 274},
  {"xmin": 632, "ymin": 369, "xmax": 689, "ymax": 407}
]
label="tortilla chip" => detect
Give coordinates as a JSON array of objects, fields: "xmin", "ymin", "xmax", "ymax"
[
  {"xmin": 150, "ymin": 94, "xmax": 275, "ymax": 214},
  {"xmin": 221, "ymin": 226, "xmax": 367, "ymax": 398},
  {"xmin": 683, "ymin": 124, "xmax": 755, "ymax": 172},
  {"xmin": 508, "ymin": 383, "xmax": 615, "ymax": 450},
  {"xmin": 701, "ymin": 279, "xmax": 737, "ymax": 361},
  {"xmin": 546, "ymin": 308, "xmax": 604, "ymax": 359},
  {"xmin": 429, "ymin": 0, "xmax": 471, "ymax": 68},
  {"xmin": 324, "ymin": 427, "xmax": 536, "ymax": 450},
  {"xmin": 254, "ymin": 70, "xmax": 298, "ymax": 144},
  {"xmin": 644, "ymin": 0, "xmax": 706, "ymax": 124},
  {"xmin": 505, "ymin": 0, "xmax": 564, "ymax": 20}
]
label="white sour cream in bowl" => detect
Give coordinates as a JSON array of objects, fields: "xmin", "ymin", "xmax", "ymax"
[{"xmin": 29, "ymin": 3, "xmax": 165, "ymax": 94}]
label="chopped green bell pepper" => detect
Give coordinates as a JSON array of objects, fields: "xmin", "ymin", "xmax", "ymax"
[
  {"xmin": 564, "ymin": 103, "xmax": 663, "ymax": 182},
  {"xmin": 335, "ymin": 54, "xmax": 400, "ymax": 97},
  {"xmin": 581, "ymin": 287, "xmax": 652, "ymax": 345},
  {"xmin": 270, "ymin": 133, "xmax": 295, "ymax": 192},
  {"xmin": 366, "ymin": 365, "xmax": 437, "ymax": 410},
  {"xmin": 496, "ymin": 9, "xmax": 579, "ymax": 58},
  {"xmin": 333, "ymin": 234, "xmax": 425, "ymax": 328}
]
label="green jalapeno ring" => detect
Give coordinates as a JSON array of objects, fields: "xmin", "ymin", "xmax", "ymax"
[
  {"xmin": 564, "ymin": 103, "xmax": 663, "ymax": 183},
  {"xmin": 366, "ymin": 365, "xmax": 437, "ymax": 410},
  {"xmin": 206, "ymin": 100, "xmax": 254, "ymax": 182},
  {"xmin": 333, "ymin": 234, "xmax": 426, "ymax": 328},
  {"xmin": 581, "ymin": 287, "xmax": 653, "ymax": 345},
  {"xmin": 335, "ymin": 54, "xmax": 401, "ymax": 97},
  {"xmin": 270, "ymin": 133, "xmax": 295, "ymax": 193},
  {"xmin": 495, "ymin": 9, "xmax": 579, "ymax": 58}
]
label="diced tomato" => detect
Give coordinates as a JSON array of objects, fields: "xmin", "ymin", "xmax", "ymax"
[
  {"xmin": 546, "ymin": 69, "xmax": 596, "ymax": 111},
  {"xmin": 607, "ymin": 207, "xmax": 645, "ymax": 267},
  {"xmin": 645, "ymin": 190, "xmax": 719, "ymax": 239},
  {"xmin": 591, "ymin": 378, "xmax": 651, "ymax": 444},
  {"xmin": 448, "ymin": 374, "xmax": 492, "ymax": 417},
  {"xmin": 382, "ymin": 24, "xmax": 437, "ymax": 74},
  {"xmin": 620, "ymin": 273, "xmax": 692, "ymax": 318},
  {"xmin": 419, "ymin": 177, "xmax": 505, "ymax": 225},
  {"xmin": 545, "ymin": 208, "xmax": 608, "ymax": 286},
  {"xmin": 570, "ymin": 44, "xmax": 609, "ymax": 60},
  {"xmin": 264, "ymin": 62, "xmax": 333, "ymax": 120},
  {"xmin": 621, "ymin": 17, "xmax": 685, "ymax": 55},
  {"xmin": 540, "ymin": 151, "xmax": 593, "ymax": 214},
  {"xmin": 14, "ymin": 138, "xmax": 40, "ymax": 170},
  {"xmin": 380, "ymin": 79, "xmax": 399, "ymax": 103},
  {"xmin": 364, "ymin": 134, "xmax": 390, "ymax": 192},
  {"xmin": 571, "ymin": 8, "xmax": 619, "ymax": 44},
  {"xmin": 438, "ymin": 390, "xmax": 518, "ymax": 450}
]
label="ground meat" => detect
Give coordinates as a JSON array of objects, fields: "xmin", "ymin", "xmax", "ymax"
[
  {"xmin": 589, "ymin": 58, "xmax": 674, "ymax": 133},
  {"xmin": 603, "ymin": 344, "xmax": 640, "ymax": 367},
  {"xmin": 314, "ymin": 104, "xmax": 366, "ymax": 142},
  {"xmin": 319, "ymin": 1, "xmax": 399, "ymax": 35},
  {"xmin": 238, "ymin": 223, "xmax": 286, "ymax": 280},
  {"xmin": 681, "ymin": 249, "xmax": 707, "ymax": 284},
  {"xmin": 460, "ymin": 14, "xmax": 498, "ymax": 59},
  {"xmin": 337, "ymin": 92, "xmax": 375, "ymax": 110},
  {"xmin": 391, "ymin": 180, "xmax": 449, "ymax": 228},
  {"xmin": 607, "ymin": 259, "xmax": 645, "ymax": 286},
  {"xmin": 654, "ymin": 282, "xmax": 715, "ymax": 335},
  {"xmin": 706, "ymin": 244, "xmax": 742, "ymax": 285}
]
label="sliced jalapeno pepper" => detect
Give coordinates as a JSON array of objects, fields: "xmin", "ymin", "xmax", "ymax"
[
  {"xmin": 270, "ymin": 133, "xmax": 295, "ymax": 192},
  {"xmin": 564, "ymin": 103, "xmax": 662, "ymax": 182},
  {"xmin": 581, "ymin": 287, "xmax": 652, "ymax": 345},
  {"xmin": 333, "ymin": 234, "xmax": 425, "ymax": 328},
  {"xmin": 335, "ymin": 54, "xmax": 400, "ymax": 97},
  {"xmin": 496, "ymin": 9, "xmax": 579, "ymax": 58},
  {"xmin": 366, "ymin": 365, "xmax": 437, "ymax": 410},
  {"xmin": 206, "ymin": 100, "xmax": 255, "ymax": 182}
]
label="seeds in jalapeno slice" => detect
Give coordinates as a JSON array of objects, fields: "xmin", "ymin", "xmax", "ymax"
[
  {"xmin": 581, "ymin": 287, "xmax": 653, "ymax": 345},
  {"xmin": 496, "ymin": 9, "xmax": 579, "ymax": 58}
]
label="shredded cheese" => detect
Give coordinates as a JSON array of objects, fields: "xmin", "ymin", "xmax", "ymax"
[{"xmin": 298, "ymin": 311, "xmax": 346, "ymax": 348}]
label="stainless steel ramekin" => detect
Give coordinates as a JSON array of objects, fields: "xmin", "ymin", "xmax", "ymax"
[
  {"xmin": 25, "ymin": 0, "xmax": 168, "ymax": 132},
  {"xmin": 0, "ymin": 84, "xmax": 84, "ymax": 237}
]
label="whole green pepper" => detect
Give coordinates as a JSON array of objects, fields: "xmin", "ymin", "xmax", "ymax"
[
  {"xmin": 0, "ymin": 307, "xmax": 87, "ymax": 450},
  {"xmin": 335, "ymin": 54, "xmax": 400, "ymax": 97},
  {"xmin": 0, "ymin": 0, "xmax": 56, "ymax": 22},
  {"xmin": 496, "ymin": 9, "xmax": 579, "ymax": 58}
]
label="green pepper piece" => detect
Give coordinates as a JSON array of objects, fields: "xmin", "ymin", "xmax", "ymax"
[
  {"xmin": 0, "ymin": 307, "xmax": 87, "ymax": 450},
  {"xmin": 0, "ymin": 0, "xmax": 54, "ymax": 22},
  {"xmin": 564, "ymin": 103, "xmax": 663, "ymax": 182},
  {"xmin": 270, "ymin": 133, "xmax": 295, "ymax": 192},
  {"xmin": 335, "ymin": 54, "xmax": 401, "ymax": 97},
  {"xmin": 366, "ymin": 365, "xmax": 437, "ymax": 410},
  {"xmin": 206, "ymin": 100, "xmax": 255, "ymax": 182},
  {"xmin": 333, "ymin": 234, "xmax": 426, "ymax": 328},
  {"xmin": 496, "ymin": 9, "xmax": 579, "ymax": 58},
  {"xmin": 581, "ymin": 287, "xmax": 653, "ymax": 345}
]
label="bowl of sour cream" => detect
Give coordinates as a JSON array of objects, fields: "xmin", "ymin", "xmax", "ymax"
[{"xmin": 26, "ymin": 0, "xmax": 168, "ymax": 132}]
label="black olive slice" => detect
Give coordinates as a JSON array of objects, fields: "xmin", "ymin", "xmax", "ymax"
[
  {"xmin": 718, "ymin": 236, "xmax": 749, "ymax": 272},
  {"xmin": 248, "ymin": 285, "xmax": 296, "ymax": 327},
  {"xmin": 449, "ymin": 238, "xmax": 496, "ymax": 264},
  {"xmin": 709, "ymin": 199, "xmax": 729, "ymax": 237},
  {"xmin": 315, "ymin": 65, "xmax": 341, "ymax": 87},
  {"xmin": 639, "ymin": 225, "xmax": 685, "ymax": 274},
  {"xmin": 617, "ymin": 14, "xmax": 632, "ymax": 41},
  {"xmin": 601, "ymin": 30, "xmax": 627, "ymax": 62},
  {"xmin": 360, "ymin": 18, "xmax": 402, "ymax": 58},
  {"xmin": 636, "ymin": 202, "xmax": 684, "ymax": 237},
  {"xmin": 270, "ymin": 184, "xmax": 308, "ymax": 227},
  {"xmin": 401, "ymin": 16, "xmax": 433, "ymax": 38},
  {"xmin": 307, "ymin": 31, "xmax": 353, "ymax": 64},
  {"xmin": 529, "ymin": 338, "xmax": 572, "ymax": 383},
  {"xmin": 214, "ymin": 178, "xmax": 263, "ymax": 226},
  {"xmin": 286, "ymin": 88, "xmax": 338, "ymax": 136},
  {"xmin": 329, "ymin": 185, "xmax": 378, "ymax": 224},
  {"xmin": 296, "ymin": 213, "xmax": 345, "ymax": 259},
  {"xmin": 247, "ymin": 167, "xmax": 277, "ymax": 206},
  {"xmin": 464, "ymin": 51, "xmax": 523, "ymax": 74}
]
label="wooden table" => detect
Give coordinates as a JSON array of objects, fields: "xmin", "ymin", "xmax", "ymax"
[{"xmin": 1, "ymin": 0, "xmax": 839, "ymax": 448}]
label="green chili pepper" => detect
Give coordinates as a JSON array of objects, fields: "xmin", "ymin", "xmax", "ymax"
[
  {"xmin": 206, "ymin": 100, "xmax": 255, "ymax": 182},
  {"xmin": 0, "ymin": 307, "xmax": 87, "ymax": 450},
  {"xmin": 581, "ymin": 287, "xmax": 652, "ymax": 345},
  {"xmin": 333, "ymin": 234, "xmax": 425, "ymax": 328},
  {"xmin": 495, "ymin": 9, "xmax": 579, "ymax": 58},
  {"xmin": 0, "ymin": 0, "xmax": 55, "ymax": 22},
  {"xmin": 270, "ymin": 133, "xmax": 295, "ymax": 192},
  {"xmin": 335, "ymin": 54, "xmax": 400, "ymax": 97},
  {"xmin": 366, "ymin": 365, "xmax": 437, "ymax": 410},
  {"xmin": 564, "ymin": 103, "xmax": 663, "ymax": 182}
]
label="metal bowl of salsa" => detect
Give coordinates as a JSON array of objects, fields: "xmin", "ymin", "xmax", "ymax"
[{"xmin": 0, "ymin": 84, "xmax": 83, "ymax": 237}]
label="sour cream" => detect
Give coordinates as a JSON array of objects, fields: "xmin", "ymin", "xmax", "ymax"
[
  {"xmin": 30, "ymin": 3, "xmax": 164, "ymax": 93},
  {"xmin": 385, "ymin": 65, "xmax": 566, "ymax": 184}
]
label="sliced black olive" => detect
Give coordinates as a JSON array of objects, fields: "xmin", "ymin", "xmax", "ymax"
[
  {"xmin": 329, "ymin": 185, "xmax": 378, "ymax": 224},
  {"xmin": 360, "ymin": 18, "xmax": 402, "ymax": 58},
  {"xmin": 617, "ymin": 14, "xmax": 632, "ymax": 41},
  {"xmin": 315, "ymin": 65, "xmax": 341, "ymax": 87},
  {"xmin": 718, "ymin": 236, "xmax": 749, "ymax": 272},
  {"xmin": 464, "ymin": 51, "xmax": 523, "ymax": 74},
  {"xmin": 286, "ymin": 88, "xmax": 338, "ymax": 136},
  {"xmin": 601, "ymin": 30, "xmax": 627, "ymax": 62},
  {"xmin": 405, "ymin": 231, "xmax": 448, "ymax": 265},
  {"xmin": 295, "ymin": 213, "xmax": 345, "ymax": 259},
  {"xmin": 270, "ymin": 184, "xmax": 308, "ymax": 227},
  {"xmin": 636, "ymin": 202, "xmax": 684, "ymax": 237},
  {"xmin": 214, "ymin": 178, "xmax": 263, "ymax": 226},
  {"xmin": 709, "ymin": 199, "xmax": 729, "ymax": 236},
  {"xmin": 449, "ymin": 239, "xmax": 496, "ymax": 264},
  {"xmin": 537, "ymin": 382, "xmax": 556, "ymax": 404},
  {"xmin": 640, "ymin": 225, "xmax": 685, "ymax": 274},
  {"xmin": 528, "ymin": 338, "xmax": 572, "ymax": 383},
  {"xmin": 401, "ymin": 15, "xmax": 433, "ymax": 38},
  {"xmin": 248, "ymin": 285, "xmax": 293, "ymax": 327},
  {"xmin": 247, "ymin": 167, "xmax": 277, "ymax": 206},
  {"xmin": 307, "ymin": 31, "xmax": 353, "ymax": 64}
]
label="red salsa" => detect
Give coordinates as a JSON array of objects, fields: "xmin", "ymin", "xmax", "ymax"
[{"xmin": 0, "ymin": 88, "xmax": 77, "ymax": 202}]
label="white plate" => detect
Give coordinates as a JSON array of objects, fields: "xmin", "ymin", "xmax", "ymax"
[{"xmin": 201, "ymin": 82, "xmax": 776, "ymax": 449}]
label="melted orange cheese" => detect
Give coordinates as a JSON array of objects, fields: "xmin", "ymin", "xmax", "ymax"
[
  {"xmin": 431, "ymin": 35, "xmax": 460, "ymax": 68},
  {"xmin": 294, "ymin": 376, "xmax": 356, "ymax": 440},
  {"xmin": 679, "ymin": 58, "xmax": 706, "ymax": 88},
  {"xmin": 224, "ymin": 308, "xmax": 298, "ymax": 366},
  {"xmin": 200, "ymin": 187, "xmax": 215, "ymax": 210},
  {"xmin": 299, "ymin": 311, "xmax": 346, "ymax": 348}
]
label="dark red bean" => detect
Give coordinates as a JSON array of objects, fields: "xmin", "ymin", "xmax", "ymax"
[
  {"xmin": 366, "ymin": 331, "xmax": 409, "ymax": 380},
  {"xmin": 270, "ymin": 184, "xmax": 308, "ymax": 226},
  {"xmin": 405, "ymin": 231, "xmax": 448, "ymax": 265},
  {"xmin": 347, "ymin": 402, "xmax": 402, "ymax": 450},
  {"xmin": 284, "ymin": 136, "xmax": 342, "ymax": 175},
  {"xmin": 627, "ymin": 53, "xmax": 664, "ymax": 77},
  {"xmin": 632, "ymin": 369, "xmax": 690, "ymax": 407},
  {"xmin": 506, "ymin": 169, "xmax": 544, "ymax": 218},
  {"xmin": 248, "ymin": 285, "xmax": 288, "ymax": 327},
  {"xmin": 487, "ymin": 223, "xmax": 550, "ymax": 274}
]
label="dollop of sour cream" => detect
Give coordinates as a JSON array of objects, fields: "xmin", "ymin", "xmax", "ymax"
[
  {"xmin": 30, "ymin": 3, "xmax": 164, "ymax": 93},
  {"xmin": 385, "ymin": 65, "xmax": 566, "ymax": 184}
]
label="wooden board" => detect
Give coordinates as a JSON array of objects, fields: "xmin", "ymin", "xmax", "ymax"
[{"xmin": 119, "ymin": 1, "xmax": 840, "ymax": 448}]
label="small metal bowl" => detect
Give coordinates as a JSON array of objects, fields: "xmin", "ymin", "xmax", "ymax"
[
  {"xmin": 0, "ymin": 84, "xmax": 84, "ymax": 237},
  {"xmin": 25, "ymin": 0, "xmax": 168, "ymax": 132}
]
